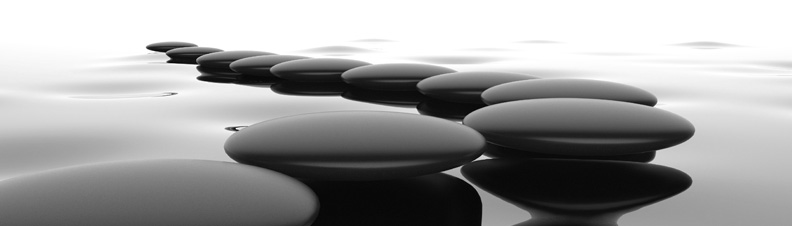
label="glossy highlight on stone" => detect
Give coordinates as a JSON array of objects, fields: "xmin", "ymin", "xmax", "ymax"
[
  {"xmin": 146, "ymin": 41, "xmax": 197, "ymax": 52},
  {"xmin": 165, "ymin": 47, "xmax": 224, "ymax": 62},
  {"xmin": 225, "ymin": 111, "xmax": 487, "ymax": 180},
  {"xmin": 0, "ymin": 159, "xmax": 319, "ymax": 226},
  {"xmin": 196, "ymin": 51, "xmax": 275, "ymax": 69},
  {"xmin": 341, "ymin": 63, "xmax": 456, "ymax": 91},
  {"xmin": 303, "ymin": 173, "xmax": 481, "ymax": 226},
  {"xmin": 417, "ymin": 71, "xmax": 538, "ymax": 104},
  {"xmin": 271, "ymin": 58, "xmax": 371, "ymax": 82},
  {"xmin": 463, "ymin": 98, "xmax": 695, "ymax": 156},
  {"xmin": 462, "ymin": 158, "xmax": 691, "ymax": 226},
  {"xmin": 229, "ymin": 55, "xmax": 310, "ymax": 77},
  {"xmin": 481, "ymin": 78, "xmax": 658, "ymax": 106}
]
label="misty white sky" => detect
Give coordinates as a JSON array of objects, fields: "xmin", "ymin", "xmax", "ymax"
[{"xmin": 3, "ymin": 0, "xmax": 790, "ymax": 51}]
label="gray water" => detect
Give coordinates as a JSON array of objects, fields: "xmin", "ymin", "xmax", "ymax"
[{"xmin": 2, "ymin": 40, "xmax": 790, "ymax": 225}]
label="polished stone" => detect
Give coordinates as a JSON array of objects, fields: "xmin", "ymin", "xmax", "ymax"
[
  {"xmin": 225, "ymin": 111, "xmax": 487, "ymax": 180},
  {"xmin": 165, "ymin": 47, "xmax": 223, "ymax": 62},
  {"xmin": 0, "ymin": 159, "xmax": 319, "ymax": 226},
  {"xmin": 146, "ymin": 41, "xmax": 197, "ymax": 52},
  {"xmin": 484, "ymin": 143, "xmax": 657, "ymax": 163},
  {"xmin": 341, "ymin": 63, "xmax": 456, "ymax": 91},
  {"xmin": 463, "ymin": 98, "xmax": 695, "ymax": 156},
  {"xmin": 417, "ymin": 71, "xmax": 538, "ymax": 104},
  {"xmin": 303, "ymin": 173, "xmax": 481, "ymax": 226},
  {"xmin": 229, "ymin": 55, "xmax": 310, "ymax": 77},
  {"xmin": 481, "ymin": 78, "xmax": 658, "ymax": 106},
  {"xmin": 462, "ymin": 158, "xmax": 691, "ymax": 226},
  {"xmin": 271, "ymin": 58, "xmax": 371, "ymax": 82},
  {"xmin": 196, "ymin": 51, "xmax": 275, "ymax": 69},
  {"xmin": 196, "ymin": 66, "xmax": 281, "ymax": 86}
]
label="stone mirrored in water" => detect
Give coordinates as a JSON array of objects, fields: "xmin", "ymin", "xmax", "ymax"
[
  {"xmin": 341, "ymin": 63, "xmax": 456, "ymax": 91},
  {"xmin": 225, "ymin": 111, "xmax": 487, "ymax": 180},
  {"xmin": 229, "ymin": 55, "xmax": 310, "ymax": 77},
  {"xmin": 463, "ymin": 98, "xmax": 695, "ymax": 156},
  {"xmin": 196, "ymin": 51, "xmax": 275, "ymax": 69},
  {"xmin": 417, "ymin": 71, "xmax": 538, "ymax": 104},
  {"xmin": 146, "ymin": 41, "xmax": 197, "ymax": 52},
  {"xmin": 481, "ymin": 78, "xmax": 658, "ymax": 106},
  {"xmin": 196, "ymin": 66, "xmax": 281, "ymax": 86},
  {"xmin": 303, "ymin": 173, "xmax": 481, "ymax": 226},
  {"xmin": 341, "ymin": 87, "xmax": 428, "ymax": 108},
  {"xmin": 270, "ymin": 58, "xmax": 371, "ymax": 82},
  {"xmin": 462, "ymin": 159, "xmax": 691, "ymax": 226},
  {"xmin": 416, "ymin": 98, "xmax": 486, "ymax": 121},
  {"xmin": 270, "ymin": 81, "xmax": 350, "ymax": 96},
  {"xmin": 0, "ymin": 159, "xmax": 319, "ymax": 226},
  {"xmin": 166, "ymin": 47, "xmax": 224, "ymax": 61}
]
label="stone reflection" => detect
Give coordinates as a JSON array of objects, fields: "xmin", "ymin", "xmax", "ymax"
[
  {"xmin": 270, "ymin": 80, "xmax": 350, "ymax": 96},
  {"xmin": 195, "ymin": 66, "xmax": 281, "ymax": 87},
  {"xmin": 416, "ymin": 98, "xmax": 486, "ymax": 121},
  {"xmin": 341, "ymin": 87, "xmax": 428, "ymax": 108},
  {"xmin": 462, "ymin": 159, "xmax": 691, "ymax": 226},
  {"xmin": 302, "ymin": 173, "xmax": 482, "ymax": 226}
]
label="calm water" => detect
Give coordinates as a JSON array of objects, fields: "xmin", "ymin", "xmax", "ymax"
[{"xmin": 2, "ymin": 40, "xmax": 791, "ymax": 225}]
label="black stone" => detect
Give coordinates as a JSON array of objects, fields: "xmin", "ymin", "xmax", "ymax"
[
  {"xmin": 196, "ymin": 66, "xmax": 281, "ymax": 86},
  {"xmin": 166, "ymin": 47, "xmax": 223, "ymax": 61},
  {"xmin": 146, "ymin": 41, "xmax": 197, "ymax": 52},
  {"xmin": 271, "ymin": 58, "xmax": 371, "ymax": 82},
  {"xmin": 481, "ymin": 78, "xmax": 658, "ymax": 106},
  {"xmin": 341, "ymin": 87, "xmax": 428, "ymax": 108},
  {"xmin": 416, "ymin": 98, "xmax": 486, "ymax": 121},
  {"xmin": 462, "ymin": 159, "xmax": 691, "ymax": 226},
  {"xmin": 303, "ymin": 173, "xmax": 481, "ymax": 226},
  {"xmin": 417, "ymin": 71, "xmax": 538, "ymax": 104},
  {"xmin": 196, "ymin": 51, "xmax": 275, "ymax": 69},
  {"xmin": 484, "ymin": 143, "xmax": 657, "ymax": 163},
  {"xmin": 0, "ymin": 160, "xmax": 319, "ymax": 226},
  {"xmin": 463, "ymin": 98, "xmax": 695, "ymax": 156},
  {"xmin": 229, "ymin": 55, "xmax": 310, "ymax": 77},
  {"xmin": 225, "ymin": 111, "xmax": 487, "ymax": 181},
  {"xmin": 341, "ymin": 63, "xmax": 456, "ymax": 91},
  {"xmin": 270, "ymin": 81, "xmax": 350, "ymax": 96}
]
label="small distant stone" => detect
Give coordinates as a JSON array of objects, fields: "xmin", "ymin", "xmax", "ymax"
[
  {"xmin": 229, "ymin": 55, "xmax": 310, "ymax": 77},
  {"xmin": 417, "ymin": 71, "xmax": 538, "ymax": 104},
  {"xmin": 146, "ymin": 41, "xmax": 197, "ymax": 52},
  {"xmin": 196, "ymin": 51, "xmax": 276, "ymax": 69},
  {"xmin": 225, "ymin": 111, "xmax": 487, "ymax": 180},
  {"xmin": 341, "ymin": 63, "xmax": 456, "ymax": 91},
  {"xmin": 463, "ymin": 98, "xmax": 695, "ymax": 156},
  {"xmin": 481, "ymin": 78, "xmax": 658, "ymax": 106},
  {"xmin": 271, "ymin": 58, "xmax": 371, "ymax": 82},
  {"xmin": 166, "ymin": 47, "xmax": 223, "ymax": 60}
]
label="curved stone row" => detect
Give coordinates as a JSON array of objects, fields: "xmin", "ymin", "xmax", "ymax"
[{"xmin": 0, "ymin": 41, "xmax": 700, "ymax": 225}]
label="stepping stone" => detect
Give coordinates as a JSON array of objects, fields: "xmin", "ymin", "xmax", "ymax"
[
  {"xmin": 0, "ymin": 159, "xmax": 319, "ymax": 226},
  {"xmin": 303, "ymin": 173, "xmax": 481, "ymax": 226},
  {"xmin": 229, "ymin": 55, "xmax": 310, "ymax": 77},
  {"xmin": 342, "ymin": 87, "xmax": 427, "ymax": 108},
  {"xmin": 481, "ymin": 78, "xmax": 658, "ymax": 106},
  {"xmin": 270, "ymin": 81, "xmax": 350, "ymax": 96},
  {"xmin": 146, "ymin": 41, "xmax": 197, "ymax": 52},
  {"xmin": 484, "ymin": 143, "xmax": 657, "ymax": 163},
  {"xmin": 166, "ymin": 47, "xmax": 223, "ymax": 62},
  {"xmin": 463, "ymin": 98, "xmax": 695, "ymax": 156},
  {"xmin": 417, "ymin": 71, "xmax": 538, "ymax": 104},
  {"xmin": 196, "ymin": 51, "xmax": 275, "ymax": 69},
  {"xmin": 225, "ymin": 111, "xmax": 487, "ymax": 180},
  {"xmin": 463, "ymin": 158, "xmax": 692, "ymax": 226},
  {"xmin": 271, "ymin": 58, "xmax": 371, "ymax": 82},
  {"xmin": 341, "ymin": 63, "xmax": 456, "ymax": 91},
  {"xmin": 416, "ymin": 98, "xmax": 486, "ymax": 121}
]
